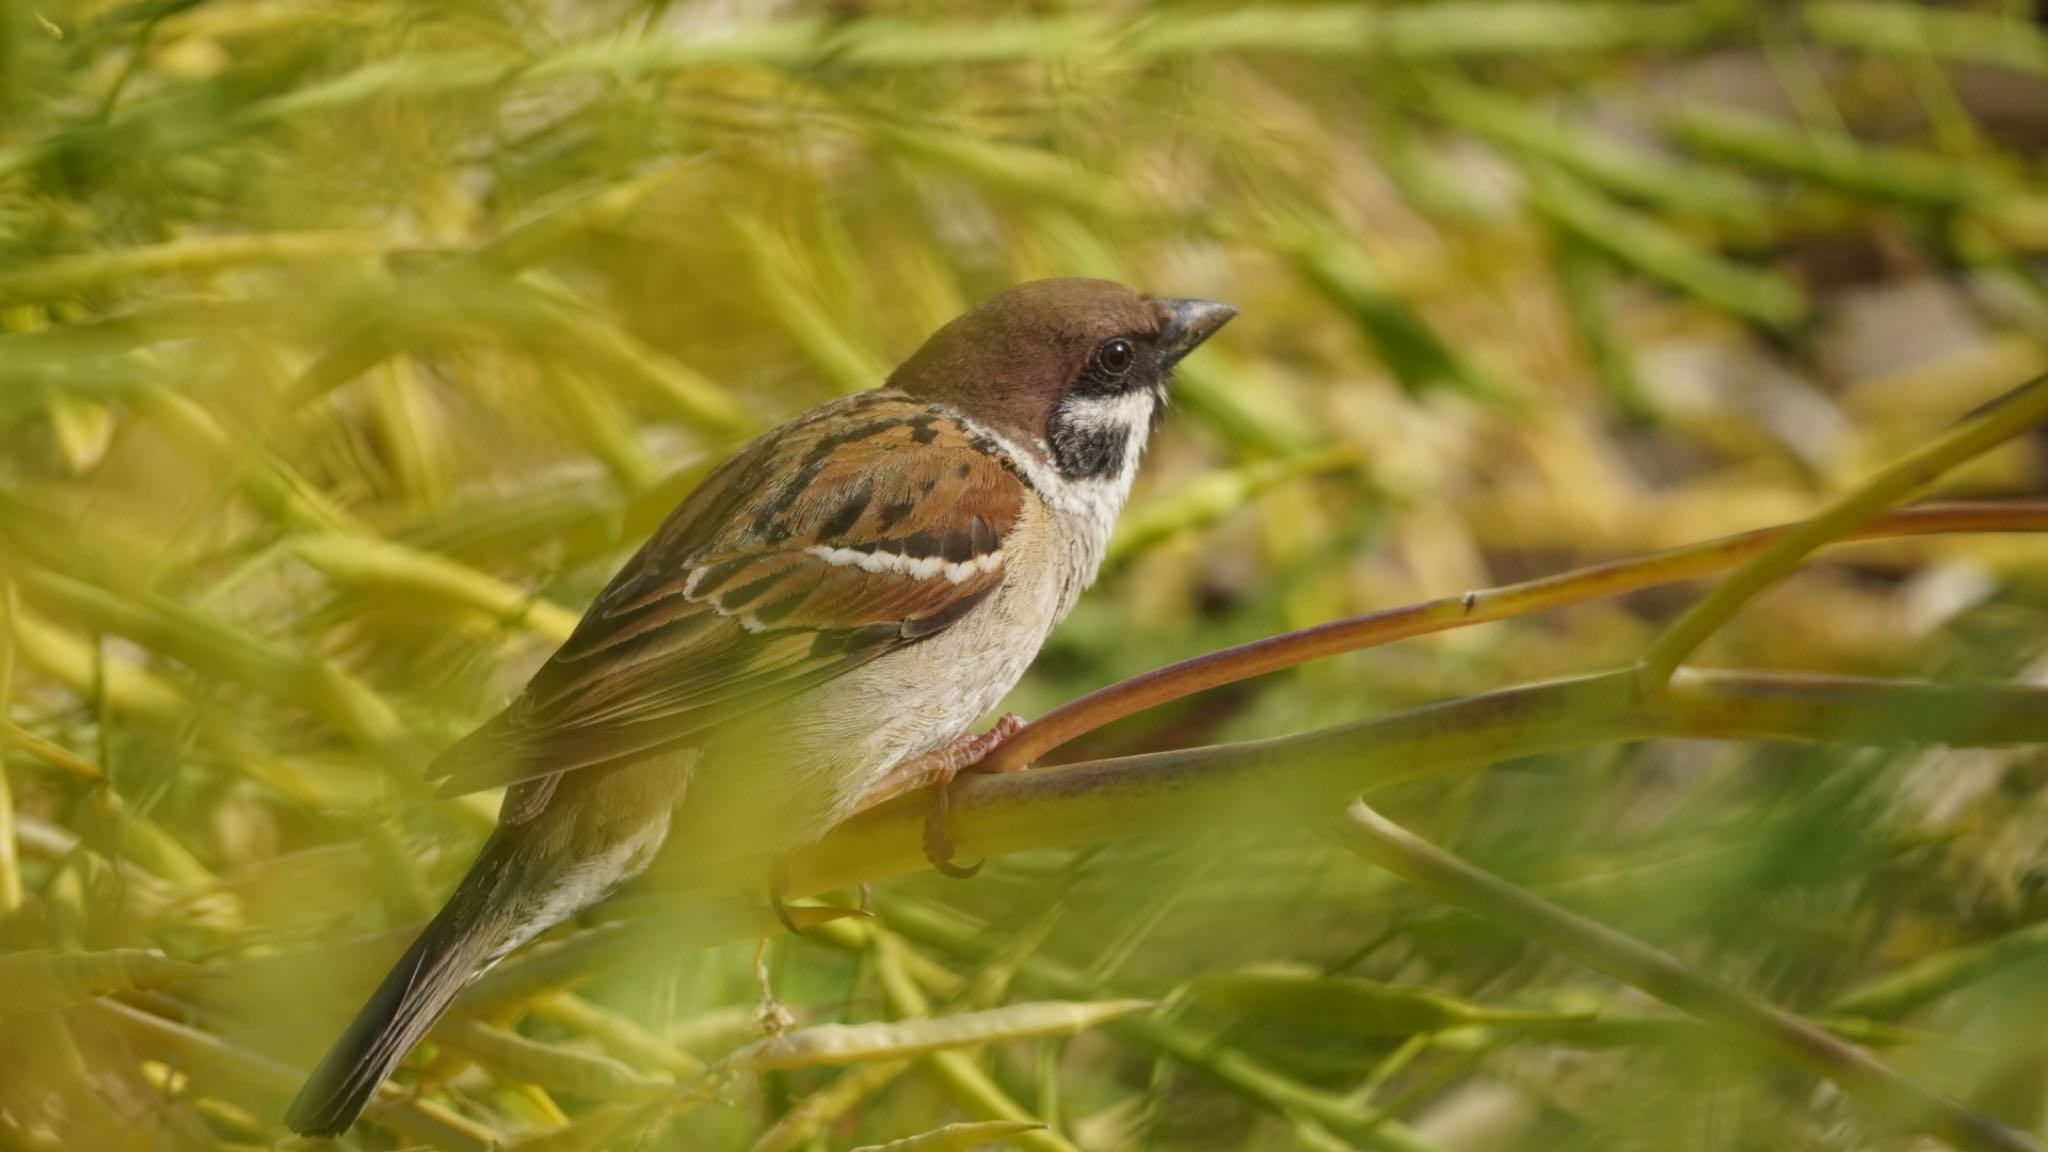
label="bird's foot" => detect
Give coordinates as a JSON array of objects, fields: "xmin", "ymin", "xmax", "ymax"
[
  {"xmin": 766, "ymin": 845, "xmax": 872, "ymax": 932},
  {"xmin": 853, "ymin": 713, "xmax": 1029, "ymax": 879},
  {"xmin": 767, "ymin": 853, "xmax": 804, "ymax": 937}
]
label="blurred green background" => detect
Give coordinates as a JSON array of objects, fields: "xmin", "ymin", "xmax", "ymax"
[{"xmin": 5, "ymin": 1, "xmax": 2048, "ymax": 1149}]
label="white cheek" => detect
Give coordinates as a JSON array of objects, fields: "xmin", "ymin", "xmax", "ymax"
[{"xmin": 944, "ymin": 401, "xmax": 1156, "ymax": 598}]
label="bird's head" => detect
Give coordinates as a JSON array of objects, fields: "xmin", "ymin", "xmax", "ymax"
[{"xmin": 888, "ymin": 277, "xmax": 1235, "ymax": 484}]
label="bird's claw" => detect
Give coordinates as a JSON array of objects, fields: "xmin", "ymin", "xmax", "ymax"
[
  {"xmin": 768, "ymin": 854, "xmax": 804, "ymax": 936},
  {"xmin": 924, "ymin": 779, "xmax": 983, "ymax": 878},
  {"xmin": 919, "ymin": 712, "xmax": 1028, "ymax": 879}
]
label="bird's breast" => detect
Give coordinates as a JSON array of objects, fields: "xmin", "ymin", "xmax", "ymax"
[
  {"xmin": 825, "ymin": 499, "xmax": 1084, "ymax": 777},
  {"xmin": 677, "ymin": 498, "xmax": 1105, "ymax": 860}
]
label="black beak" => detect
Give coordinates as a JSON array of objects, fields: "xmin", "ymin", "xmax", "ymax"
[{"xmin": 1153, "ymin": 298, "xmax": 1237, "ymax": 368}]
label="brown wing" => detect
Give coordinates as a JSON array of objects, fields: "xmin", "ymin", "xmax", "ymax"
[{"xmin": 428, "ymin": 392, "xmax": 1028, "ymax": 797}]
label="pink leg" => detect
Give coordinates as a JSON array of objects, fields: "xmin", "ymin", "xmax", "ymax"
[
  {"xmin": 855, "ymin": 713, "xmax": 1029, "ymax": 810},
  {"xmin": 853, "ymin": 714, "xmax": 1028, "ymax": 878}
]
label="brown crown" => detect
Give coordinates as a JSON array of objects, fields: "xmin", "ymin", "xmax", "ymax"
[{"xmin": 887, "ymin": 278, "xmax": 1161, "ymax": 449}]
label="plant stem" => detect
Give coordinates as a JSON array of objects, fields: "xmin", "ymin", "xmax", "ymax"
[
  {"xmin": 982, "ymin": 500, "xmax": 2048, "ymax": 773},
  {"xmin": 879, "ymin": 898, "xmax": 1437, "ymax": 1151},
  {"xmin": 1333, "ymin": 802, "xmax": 2042, "ymax": 1152},
  {"xmin": 1803, "ymin": 1, "xmax": 2048, "ymax": 79},
  {"xmin": 86, "ymin": 1001, "xmax": 502, "ymax": 1152},
  {"xmin": 704, "ymin": 669, "xmax": 2048, "ymax": 904},
  {"xmin": 1639, "ymin": 374, "xmax": 2048, "ymax": 692}
]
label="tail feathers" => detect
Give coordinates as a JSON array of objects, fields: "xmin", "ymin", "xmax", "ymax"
[{"xmin": 286, "ymin": 839, "xmax": 529, "ymax": 1137}]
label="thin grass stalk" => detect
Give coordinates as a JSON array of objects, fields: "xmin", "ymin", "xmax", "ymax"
[
  {"xmin": 868, "ymin": 932, "xmax": 1081, "ymax": 1152},
  {"xmin": 1802, "ymin": 2, "xmax": 2048, "ymax": 79},
  {"xmin": 529, "ymin": 993, "xmax": 706, "ymax": 1077},
  {"xmin": 878, "ymin": 898, "xmax": 1442, "ymax": 1151},
  {"xmin": 0, "ymin": 579, "xmax": 19, "ymax": 913},
  {"xmin": 1333, "ymin": 802, "xmax": 2042, "ymax": 1152},
  {"xmin": 1827, "ymin": 921, "xmax": 2048, "ymax": 1020},
  {"xmin": 768, "ymin": 670, "xmax": 2048, "ymax": 903},
  {"xmin": 0, "ymin": 233, "xmax": 378, "ymax": 305},
  {"xmin": 1640, "ymin": 375, "xmax": 2048, "ymax": 689},
  {"xmin": 85, "ymin": 1000, "xmax": 502, "ymax": 1151},
  {"xmin": 1522, "ymin": 166, "xmax": 1806, "ymax": 330},
  {"xmin": 1670, "ymin": 105, "xmax": 1996, "ymax": 207},
  {"xmin": 985, "ymin": 500, "xmax": 2048, "ymax": 772}
]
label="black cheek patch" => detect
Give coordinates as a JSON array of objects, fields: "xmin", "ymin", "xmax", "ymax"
[{"xmin": 1048, "ymin": 402, "xmax": 1130, "ymax": 480}]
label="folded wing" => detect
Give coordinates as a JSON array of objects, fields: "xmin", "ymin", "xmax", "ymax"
[{"xmin": 428, "ymin": 393, "xmax": 1027, "ymax": 797}]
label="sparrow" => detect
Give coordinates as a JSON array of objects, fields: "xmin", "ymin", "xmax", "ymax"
[{"xmin": 285, "ymin": 277, "xmax": 1235, "ymax": 1136}]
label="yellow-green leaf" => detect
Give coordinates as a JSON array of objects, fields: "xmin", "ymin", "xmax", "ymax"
[
  {"xmin": 1190, "ymin": 966, "xmax": 1562, "ymax": 1035},
  {"xmin": 442, "ymin": 1020, "xmax": 671, "ymax": 1103},
  {"xmin": 851, "ymin": 1120, "xmax": 1050, "ymax": 1152},
  {"xmin": 0, "ymin": 949, "xmax": 207, "ymax": 1009},
  {"xmin": 727, "ymin": 1000, "xmax": 1152, "ymax": 1071}
]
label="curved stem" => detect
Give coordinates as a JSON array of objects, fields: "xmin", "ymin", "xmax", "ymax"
[
  {"xmin": 622, "ymin": 666, "xmax": 2048, "ymax": 1152},
  {"xmin": 981, "ymin": 499, "xmax": 2048, "ymax": 773},
  {"xmin": 1336, "ymin": 801, "xmax": 2043, "ymax": 1152},
  {"xmin": 1639, "ymin": 374, "xmax": 2048, "ymax": 691},
  {"xmin": 656, "ymin": 668, "xmax": 2048, "ymax": 903}
]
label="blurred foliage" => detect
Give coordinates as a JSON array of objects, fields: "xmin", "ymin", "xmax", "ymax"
[{"xmin": 4, "ymin": 0, "xmax": 2048, "ymax": 1149}]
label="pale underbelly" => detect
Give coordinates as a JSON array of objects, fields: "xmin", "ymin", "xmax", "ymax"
[{"xmin": 668, "ymin": 558, "xmax": 1069, "ymax": 863}]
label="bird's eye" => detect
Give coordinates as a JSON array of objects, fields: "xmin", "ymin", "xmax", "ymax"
[{"xmin": 1094, "ymin": 338, "xmax": 1136, "ymax": 377}]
